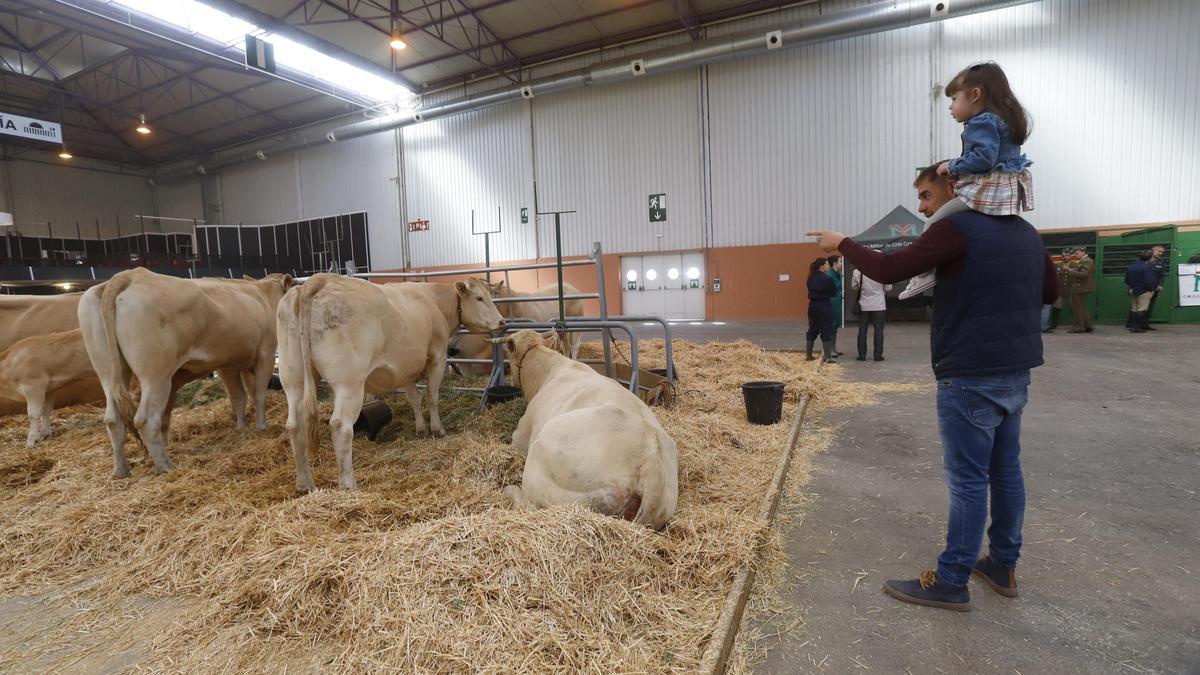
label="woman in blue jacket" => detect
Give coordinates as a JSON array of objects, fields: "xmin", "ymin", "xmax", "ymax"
[{"xmin": 806, "ymin": 257, "xmax": 838, "ymax": 363}]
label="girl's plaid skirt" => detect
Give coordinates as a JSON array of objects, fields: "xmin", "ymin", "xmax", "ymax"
[{"xmin": 955, "ymin": 168, "xmax": 1034, "ymax": 215}]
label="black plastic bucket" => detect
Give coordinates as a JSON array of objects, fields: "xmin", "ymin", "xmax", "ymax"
[
  {"xmin": 741, "ymin": 381, "xmax": 785, "ymax": 425},
  {"xmin": 354, "ymin": 399, "xmax": 393, "ymax": 440},
  {"xmin": 483, "ymin": 385, "xmax": 522, "ymax": 407}
]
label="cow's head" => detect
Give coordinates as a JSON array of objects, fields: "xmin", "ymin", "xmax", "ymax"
[
  {"xmin": 247, "ymin": 273, "xmax": 297, "ymax": 306},
  {"xmin": 455, "ymin": 278, "xmax": 505, "ymax": 333},
  {"xmin": 500, "ymin": 329, "xmax": 546, "ymax": 388}
]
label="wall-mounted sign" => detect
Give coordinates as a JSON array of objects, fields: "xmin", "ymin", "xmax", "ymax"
[
  {"xmin": 407, "ymin": 219, "xmax": 430, "ymax": 233},
  {"xmin": 520, "ymin": 207, "xmax": 528, "ymax": 224},
  {"xmin": 1180, "ymin": 264, "xmax": 1200, "ymax": 307},
  {"xmin": 627, "ymin": 281, "xmax": 637, "ymax": 291},
  {"xmin": 0, "ymin": 112, "xmax": 62, "ymax": 144},
  {"xmin": 689, "ymin": 279, "xmax": 700, "ymax": 289},
  {"xmin": 648, "ymin": 193, "xmax": 666, "ymax": 222}
]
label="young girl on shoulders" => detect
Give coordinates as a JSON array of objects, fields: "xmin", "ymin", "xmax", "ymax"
[{"xmin": 937, "ymin": 62, "xmax": 1033, "ymax": 216}]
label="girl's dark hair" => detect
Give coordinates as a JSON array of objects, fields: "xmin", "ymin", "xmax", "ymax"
[
  {"xmin": 827, "ymin": 254, "xmax": 841, "ymax": 267},
  {"xmin": 808, "ymin": 257, "xmax": 827, "ymax": 280},
  {"xmin": 945, "ymin": 62, "xmax": 1031, "ymax": 144}
]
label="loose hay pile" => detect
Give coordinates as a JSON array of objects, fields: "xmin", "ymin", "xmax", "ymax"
[{"xmin": 0, "ymin": 339, "xmax": 860, "ymax": 672}]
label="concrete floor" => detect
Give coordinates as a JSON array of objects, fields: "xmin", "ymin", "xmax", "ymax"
[{"xmin": 632, "ymin": 320, "xmax": 1199, "ymax": 674}]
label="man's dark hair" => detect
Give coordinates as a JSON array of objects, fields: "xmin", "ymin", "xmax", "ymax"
[
  {"xmin": 914, "ymin": 161, "xmax": 951, "ymax": 187},
  {"xmin": 1139, "ymin": 250, "xmax": 1154, "ymax": 261}
]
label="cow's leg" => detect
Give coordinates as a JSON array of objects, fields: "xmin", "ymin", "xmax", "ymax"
[
  {"xmin": 217, "ymin": 368, "xmax": 249, "ymax": 430},
  {"xmin": 404, "ymin": 384, "xmax": 427, "ymax": 435},
  {"xmin": 248, "ymin": 360, "xmax": 272, "ymax": 431},
  {"xmin": 20, "ymin": 383, "xmax": 48, "ymax": 448},
  {"xmin": 503, "ymin": 485, "xmax": 536, "ymax": 511},
  {"xmin": 511, "ymin": 414, "xmax": 532, "ymax": 455},
  {"xmin": 135, "ymin": 380, "xmax": 176, "ymax": 474},
  {"xmin": 40, "ymin": 393, "xmax": 54, "ymax": 441},
  {"xmin": 103, "ymin": 380, "xmax": 132, "ymax": 478},
  {"xmin": 424, "ymin": 351, "xmax": 448, "ymax": 437},
  {"xmin": 329, "ymin": 386, "xmax": 365, "ymax": 490},
  {"xmin": 282, "ymin": 375, "xmax": 317, "ymax": 494}
]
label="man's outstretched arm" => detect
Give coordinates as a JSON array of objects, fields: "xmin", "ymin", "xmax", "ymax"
[{"xmin": 808, "ymin": 222, "xmax": 966, "ymax": 284}]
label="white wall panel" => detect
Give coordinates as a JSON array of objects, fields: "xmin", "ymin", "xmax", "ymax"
[
  {"xmin": 708, "ymin": 22, "xmax": 934, "ymax": 244},
  {"xmin": 153, "ymin": 179, "xmax": 204, "ymax": 222},
  {"xmin": 937, "ymin": 0, "xmax": 1200, "ymax": 231},
  {"xmin": 4, "ymin": 159, "xmax": 154, "ymax": 237},
  {"xmin": 218, "ymin": 154, "xmax": 300, "ymax": 226},
  {"xmin": 403, "ymin": 101, "xmax": 535, "ymax": 268},
  {"xmin": 298, "ymin": 130, "xmax": 404, "ymax": 270},
  {"xmin": 533, "ymin": 69, "xmax": 704, "ymax": 257}
]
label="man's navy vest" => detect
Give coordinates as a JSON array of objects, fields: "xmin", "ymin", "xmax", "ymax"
[{"xmin": 930, "ymin": 210, "xmax": 1046, "ymax": 379}]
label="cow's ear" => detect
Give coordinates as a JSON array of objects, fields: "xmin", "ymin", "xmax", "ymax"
[
  {"xmin": 505, "ymin": 335, "xmax": 517, "ymax": 353},
  {"xmin": 496, "ymin": 279, "xmax": 505, "ymax": 289},
  {"xmin": 282, "ymin": 274, "xmax": 295, "ymax": 288},
  {"xmin": 455, "ymin": 281, "xmax": 468, "ymax": 295}
]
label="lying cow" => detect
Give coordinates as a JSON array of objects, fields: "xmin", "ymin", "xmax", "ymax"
[
  {"xmin": 278, "ymin": 275, "xmax": 504, "ymax": 492},
  {"xmin": 79, "ymin": 268, "xmax": 295, "ymax": 477},
  {"xmin": 0, "ymin": 292, "xmax": 97, "ymax": 416},
  {"xmin": 500, "ymin": 330, "xmax": 678, "ymax": 530},
  {"xmin": 0, "ymin": 329, "xmax": 102, "ymax": 447},
  {"xmin": 450, "ymin": 280, "xmax": 585, "ymax": 375}
]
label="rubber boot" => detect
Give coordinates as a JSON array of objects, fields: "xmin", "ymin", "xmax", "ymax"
[
  {"xmin": 821, "ymin": 339, "xmax": 838, "ymax": 363},
  {"xmin": 1140, "ymin": 310, "xmax": 1154, "ymax": 332},
  {"xmin": 805, "ymin": 339, "xmax": 816, "ymax": 361},
  {"xmin": 1128, "ymin": 311, "xmax": 1146, "ymax": 333},
  {"xmin": 1048, "ymin": 307, "xmax": 1060, "ymax": 330},
  {"xmin": 1124, "ymin": 309, "xmax": 1133, "ymax": 329},
  {"xmin": 831, "ymin": 333, "xmax": 844, "ymax": 358}
]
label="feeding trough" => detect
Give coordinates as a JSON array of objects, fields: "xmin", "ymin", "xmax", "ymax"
[{"xmin": 483, "ymin": 385, "xmax": 522, "ymax": 407}]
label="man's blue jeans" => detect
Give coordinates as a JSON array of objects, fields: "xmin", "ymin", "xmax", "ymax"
[{"xmin": 935, "ymin": 370, "xmax": 1030, "ymax": 587}]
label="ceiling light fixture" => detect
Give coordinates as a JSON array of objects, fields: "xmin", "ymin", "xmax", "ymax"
[
  {"xmin": 135, "ymin": 113, "xmax": 152, "ymax": 135},
  {"xmin": 58, "ymin": 146, "xmax": 73, "ymax": 159},
  {"xmin": 390, "ymin": 34, "xmax": 407, "ymax": 50}
]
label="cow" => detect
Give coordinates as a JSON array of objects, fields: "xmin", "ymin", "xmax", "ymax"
[
  {"xmin": 0, "ymin": 292, "xmax": 94, "ymax": 416},
  {"xmin": 450, "ymin": 280, "xmax": 585, "ymax": 375},
  {"xmin": 499, "ymin": 330, "xmax": 678, "ymax": 530},
  {"xmin": 0, "ymin": 329, "xmax": 103, "ymax": 447},
  {"xmin": 78, "ymin": 268, "xmax": 295, "ymax": 478},
  {"xmin": 277, "ymin": 275, "xmax": 505, "ymax": 492}
]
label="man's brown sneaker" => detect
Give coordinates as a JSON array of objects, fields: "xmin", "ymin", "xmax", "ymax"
[{"xmin": 972, "ymin": 555, "xmax": 1018, "ymax": 597}]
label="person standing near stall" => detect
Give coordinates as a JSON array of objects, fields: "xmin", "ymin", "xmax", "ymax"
[
  {"xmin": 852, "ymin": 268, "xmax": 892, "ymax": 361},
  {"xmin": 827, "ymin": 255, "xmax": 845, "ymax": 358},
  {"xmin": 1063, "ymin": 247, "xmax": 1095, "ymax": 333},
  {"xmin": 805, "ymin": 257, "xmax": 838, "ymax": 363}
]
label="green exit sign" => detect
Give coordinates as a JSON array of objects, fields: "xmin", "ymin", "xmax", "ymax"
[
  {"xmin": 520, "ymin": 207, "xmax": 528, "ymax": 224},
  {"xmin": 648, "ymin": 193, "xmax": 666, "ymax": 222}
]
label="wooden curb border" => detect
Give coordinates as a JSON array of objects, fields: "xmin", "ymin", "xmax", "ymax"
[{"xmin": 698, "ymin": 378, "xmax": 816, "ymax": 674}]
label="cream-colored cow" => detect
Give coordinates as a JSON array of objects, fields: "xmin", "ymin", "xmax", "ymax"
[
  {"xmin": 78, "ymin": 268, "xmax": 295, "ymax": 478},
  {"xmin": 277, "ymin": 275, "xmax": 505, "ymax": 492},
  {"xmin": 500, "ymin": 330, "xmax": 678, "ymax": 530},
  {"xmin": 0, "ymin": 292, "xmax": 95, "ymax": 416},
  {"xmin": 0, "ymin": 329, "xmax": 102, "ymax": 447},
  {"xmin": 451, "ymin": 281, "xmax": 585, "ymax": 375}
]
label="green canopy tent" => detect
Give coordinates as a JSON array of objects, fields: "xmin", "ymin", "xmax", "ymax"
[{"xmin": 841, "ymin": 205, "xmax": 931, "ymax": 323}]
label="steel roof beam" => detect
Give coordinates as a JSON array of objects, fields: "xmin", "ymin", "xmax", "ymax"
[
  {"xmin": 199, "ymin": 0, "xmax": 418, "ymax": 92},
  {"xmin": 0, "ymin": 22, "xmax": 64, "ymax": 80}
]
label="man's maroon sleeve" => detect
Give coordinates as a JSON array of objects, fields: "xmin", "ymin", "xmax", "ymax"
[
  {"xmin": 836, "ymin": 220, "xmax": 965, "ymax": 284},
  {"xmin": 1043, "ymin": 251, "xmax": 1060, "ymax": 304}
]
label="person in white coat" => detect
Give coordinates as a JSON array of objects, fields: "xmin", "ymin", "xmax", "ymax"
[{"xmin": 852, "ymin": 268, "xmax": 893, "ymax": 361}]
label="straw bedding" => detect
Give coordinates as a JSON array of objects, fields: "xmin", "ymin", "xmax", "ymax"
[{"xmin": 0, "ymin": 339, "xmax": 902, "ymax": 672}]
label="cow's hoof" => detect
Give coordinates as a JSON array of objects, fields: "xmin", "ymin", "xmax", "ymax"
[
  {"xmin": 112, "ymin": 467, "xmax": 131, "ymax": 479},
  {"xmin": 338, "ymin": 482, "xmax": 359, "ymax": 491},
  {"xmin": 431, "ymin": 427, "xmax": 447, "ymax": 438}
]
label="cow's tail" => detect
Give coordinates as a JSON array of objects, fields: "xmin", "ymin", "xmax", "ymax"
[
  {"xmin": 101, "ymin": 273, "xmax": 139, "ymax": 437},
  {"xmin": 631, "ymin": 435, "xmax": 678, "ymax": 531},
  {"xmin": 295, "ymin": 275, "xmax": 328, "ymax": 453}
]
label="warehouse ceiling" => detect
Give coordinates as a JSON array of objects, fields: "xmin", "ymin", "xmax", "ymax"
[{"xmin": 0, "ymin": 0, "xmax": 807, "ymax": 167}]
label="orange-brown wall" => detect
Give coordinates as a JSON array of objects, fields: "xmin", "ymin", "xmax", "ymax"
[
  {"xmin": 383, "ymin": 244, "xmax": 833, "ymax": 321},
  {"xmin": 705, "ymin": 243, "xmax": 827, "ymax": 320}
]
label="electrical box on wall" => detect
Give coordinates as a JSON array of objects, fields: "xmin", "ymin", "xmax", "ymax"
[{"xmin": 712, "ymin": 277, "xmax": 721, "ymax": 292}]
